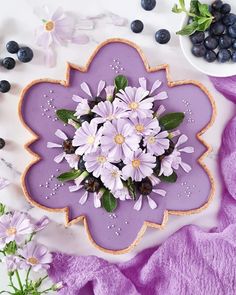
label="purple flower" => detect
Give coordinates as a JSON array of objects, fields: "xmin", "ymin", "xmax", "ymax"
[
  {"xmin": 105, "ymin": 85, "xmax": 115, "ymax": 100},
  {"xmin": 112, "ymin": 187, "xmax": 131, "ymax": 201},
  {"xmin": 100, "ymin": 164, "xmax": 123, "ymax": 192},
  {"xmin": 122, "ymin": 149, "xmax": 156, "ymax": 182},
  {"xmin": 116, "ymin": 86, "xmax": 154, "ymax": 118},
  {"xmin": 159, "ymin": 134, "xmax": 194, "ymax": 176},
  {"xmin": 134, "ymin": 188, "xmax": 166, "ymax": 211},
  {"xmin": 0, "ymin": 211, "xmax": 33, "ymax": 245},
  {"xmin": 139, "ymin": 77, "xmax": 168, "ymax": 101},
  {"xmin": 84, "ymin": 148, "xmax": 111, "ymax": 178},
  {"xmin": 19, "ymin": 241, "xmax": 52, "ymax": 272},
  {"xmin": 47, "ymin": 129, "xmax": 70, "ymax": 163},
  {"xmin": 144, "ymin": 128, "xmax": 170, "ymax": 156},
  {"xmin": 101, "ymin": 119, "xmax": 140, "ymax": 160},
  {"xmin": 80, "ymin": 80, "xmax": 106, "ymax": 100},
  {"xmin": 72, "ymin": 120, "xmax": 102, "ymax": 155},
  {"xmin": 65, "ymin": 154, "xmax": 80, "ymax": 169},
  {"xmin": 5, "ymin": 255, "xmax": 22, "ymax": 272},
  {"xmin": 33, "ymin": 216, "xmax": 50, "ymax": 233},
  {"xmin": 72, "ymin": 96, "xmax": 90, "ymax": 118},
  {"xmin": 92, "ymin": 100, "xmax": 127, "ymax": 124},
  {"xmin": 128, "ymin": 116, "xmax": 159, "ymax": 136}
]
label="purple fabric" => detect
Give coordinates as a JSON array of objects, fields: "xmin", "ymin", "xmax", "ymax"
[{"xmin": 48, "ymin": 76, "xmax": 236, "ymax": 295}]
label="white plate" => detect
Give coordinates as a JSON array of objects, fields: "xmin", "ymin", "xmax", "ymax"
[{"xmin": 179, "ymin": 0, "xmax": 236, "ymax": 77}]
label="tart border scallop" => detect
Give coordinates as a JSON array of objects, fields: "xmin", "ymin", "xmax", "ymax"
[{"xmin": 18, "ymin": 38, "xmax": 216, "ymax": 255}]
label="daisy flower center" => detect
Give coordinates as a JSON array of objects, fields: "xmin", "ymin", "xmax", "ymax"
[
  {"xmin": 28, "ymin": 257, "xmax": 39, "ymax": 265},
  {"xmin": 87, "ymin": 136, "xmax": 95, "ymax": 144},
  {"xmin": 6, "ymin": 227, "xmax": 17, "ymax": 236},
  {"xmin": 114, "ymin": 134, "xmax": 125, "ymax": 145},
  {"xmin": 135, "ymin": 124, "xmax": 144, "ymax": 132},
  {"xmin": 44, "ymin": 20, "xmax": 55, "ymax": 31},
  {"xmin": 111, "ymin": 170, "xmax": 119, "ymax": 178},
  {"xmin": 97, "ymin": 155, "xmax": 106, "ymax": 164},
  {"xmin": 107, "ymin": 114, "xmax": 115, "ymax": 121},
  {"xmin": 132, "ymin": 159, "xmax": 141, "ymax": 168},
  {"xmin": 148, "ymin": 136, "xmax": 156, "ymax": 144},
  {"xmin": 129, "ymin": 102, "xmax": 139, "ymax": 110}
]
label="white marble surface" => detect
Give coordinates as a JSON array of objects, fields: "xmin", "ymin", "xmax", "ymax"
[{"xmin": 0, "ymin": 0, "xmax": 235, "ymax": 290}]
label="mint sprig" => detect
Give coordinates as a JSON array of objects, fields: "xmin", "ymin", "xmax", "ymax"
[{"xmin": 172, "ymin": 0, "xmax": 214, "ymax": 36}]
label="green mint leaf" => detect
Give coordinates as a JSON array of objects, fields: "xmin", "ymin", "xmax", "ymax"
[
  {"xmin": 159, "ymin": 112, "xmax": 185, "ymax": 130},
  {"xmin": 197, "ymin": 17, "xmax": 212, "ymax": 31},
  {"xmin": 159, "ymin": 172, "xmax": 177, "ymax": 183},
  {"xmin": 176, "ymin": 21, "xmax": 198, "ymax": 35},
  {"xmin": 56, "ymin": 109, "xmax": 79, "ymax": 124},
  {"xmin": 198, "ymin": 2, "xmax": 212, "ymax": 17},
  {"xmin": 4, "ymin": 241, "xmax": 17, "ymax": 255},
  {"xmin": 190, "ymin": 0, "xmax": 200, "ymax": 14},
  {"xmin": 172, "ymin": 4, "xmax": 183, "ymax": 13},
  {"xmin": 115, "ymin": 75, "xmax": 128, "ymax": 92},
  {"xmin": 0, "ymin": 203, "xmax": 6, "ymax": 216},
  {"xmin": 57, "ymin": 170, "xmax": 82, "ymax": 182},
  {"xmin": 179, "ymin": 0, "xmax": 186, "ymax": 10},
  {"xmin": 102, "ymin": 191, "xmax": 117, "ymax": 212}
]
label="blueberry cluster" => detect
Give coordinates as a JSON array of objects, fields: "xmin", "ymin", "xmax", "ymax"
[
  {"xmin": 130, "ymin": 0, "xmax": 171, "ymax": 45},
  {"xmin": 0, "ymin": 41, "xmax": 34, "ymax": 93},
  {"xmin": 190, "ymin": 0, "xmax": 236, "ymax": 63}
]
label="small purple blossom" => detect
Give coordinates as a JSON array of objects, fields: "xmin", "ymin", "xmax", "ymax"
[
  {"xmin": 72, "ymin": 120, "xmax": 102, "ymax": 155},
  {"xmin": 116, "ymin": 86, "xmax": 154, "ymax": 118},
  {"xmin": 159, "ymin": 134, "xmax": 194, "ymax": 176},
  {"xmin": 72, "ymin": 95, "xmax": 90, "ymax": 118},
  {"xmin": 65, "ymin": 154, "xmax": 80, "ymax": 169},
  {"xmin": 144, "ymin": 128, "xmax": 170, "ymax": 156},
  {"xmin": 101, "ymin": 164, "xmax": 123, "ymax": 192},
  {"xmin": 128, "ymin": 116, "xmax": 160, "ymax": 136},
  {"xmin": 33, "ymin": 216, "xmax": 50, "ymax": 233},
  {"xmin": 84, "ymin": 148, "xmax": 110, "ymax": 178},
  {"xmin": 19, "ymin": 241, "xmax": 52, "ymax": 272},
  {"xmin": 139, "ymin": 77, "xmax": 168, "ymax": 101},
  {"xmin": 47, "ymin": 129, "xmax": 69, "ymax": 163},
  {"xmin": 101, "ymin": 119, "xmax": 140, "ymax": 160},
  {"xmin": 112, "ymin": 187, "xmax": 131, "ymax": 201},
  {"xmin": 0, "ymin": 177, "xmax": 10, "ymax": 190},
  {"xmin": 122, "ymin": 149, "xmax": 156, "ymax": 182},
  {"xmin": 5, "ymin": 255, "xmax": 22, "ymax": 272},
  {"xmin": 0, "ymin": 211, "xmax": 33, "ymax": 245},
  {"xmin": 105, "ymin": 85, "xmax": 115, "ymax": 100}
]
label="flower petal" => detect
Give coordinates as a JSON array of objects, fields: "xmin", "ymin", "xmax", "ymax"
[
  {"xmin": 133, "ymin": 195, "xmax": 143, "ymax": 211},
  {"xmin": 147, "ymin": 196, "xmax": 157, "ymax": 209},
  {"xmin": 55, "ymin": 129, "xmax": 68, "ymax": 140},
  {"xmin": 81, "ymin": 82, "xmax": 92, "ymax": 97},
  {"xmin": 79, "ymin": 191, "xmax": 88, "ymax": 205}
]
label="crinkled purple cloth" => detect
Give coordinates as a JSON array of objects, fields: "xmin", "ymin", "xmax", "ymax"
[{"xmin": 48, "ymin": 76, "xmax": 236, "ymax": 295}]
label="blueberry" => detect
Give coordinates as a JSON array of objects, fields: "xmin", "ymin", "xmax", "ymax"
[
  {"xmin": 17, "ymin": 47, "xmax": 33, "ymax": 63},
  {"xmin": 212, "ymin": 10, "xmax": 222, "ymax": 22},
  {"xmin": 1, "ymin": 57, "xmax": 16, "ymax": 70},
  {"xmin": 6, "ymin": 41, "xmax": 19, "ymax": 54},
  {"xmin": 191, "ymin": 44, "xmax": 206, "ymax": 57},
  {"xmin": 141, "ymin": 0, "xmax": 156, "ymax": 11},
  {"xmin": 222, "ymin": 13, "xmax": 236, "ymax": 26},
  {"xmin": 84, "ymin": 176, "xmax": 101, "ymax": 193},
  {"xmin": 232, "ymin": 51, "xmax": 236, "ymax": 62},
  {"xmin": 155, "ymin": 29, "xmax": 171, "ymax": 44},
  {"xmin": 190, "ymin": 31, "xmax": 205, "ymax": 44},
  {"xmin": 0, "ymin": 80, "xmax": 11, "ymax": 93},
  {"xmin": 221, "ymin": 3, "xmax": 231, "ymax": 14},
  {"xmin": 131, "ymin": 20, "xmax": 144, "ymax": 33},
  {"xmin": 228, "ymin": 24, "xmax": 236, "ymax": 38},
  {"xmin": 232, "ymin": 40, "xmax": 236, "ymax": 50},
  {"xmin": 219, "ymin": 35, "xmax": 232, "ymax": 48},
  {"xmin": 211, "ymin": 0, "xmax": 223, "ymax": 11},
  {"xmin": 217, "ymin": 49, "xmax": 231, "ymax": 62},
  {"xmin": 204, "ymin": 36, "xmax": 218, "ymax": 49},
  {"xmin": 62, "ymin": 139, "xmax": 76, "ymax": 154},
  {"xmin": 136, "ymin": 177, "xmax": 153, "ymax": 195},
  {"xmin": 205, "ymin": 50, "xmax": 217, "ymax": 62},
  {"xmin": 78, "ymin": 157, "xmax": 86, "ymax": 171},
  {"xmin": 0, "ymin": 138, "xmax": 5, "ymax": 149},
  {"xmin": 210, "ymin": 22, "xmax": 225, "ymax": 35}
]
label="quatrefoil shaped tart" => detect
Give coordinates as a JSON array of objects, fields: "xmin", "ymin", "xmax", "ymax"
[{"xmin": 19, "ymin": 39, "xmax": 215, "ymax": 254}]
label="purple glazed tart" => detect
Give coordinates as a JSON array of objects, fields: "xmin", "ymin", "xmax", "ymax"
[{"xmin": 19, "ymin": 39, "xmax": 215, "ymax": 254}]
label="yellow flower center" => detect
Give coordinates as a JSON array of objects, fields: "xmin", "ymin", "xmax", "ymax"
[
  {"xmin": 111, "ymin": 170, "xmax": 119, "ymax": 178},
  {"xmin": 87, "ymin": 136, "xmax": 95, "ymax": 144},
  {"xmin": 114, "ymin": 134, "xmax": 125, "ymax": 145},
  {"xmin": 97, "ymin": 156, "xmax": 106, "ymax": 164},
  {"xmin": 28, "ymin": 257, "xmax": 39, "ymax": 265},
  {"xmin": 132, "ymin": 159, "xmax": 140, "ymax": 168},
  {"xmin": 129, "ymin": 102, "xmax": 139, "ymax": 110},
  {"xmin": 6, "ymin": 227, "xmax": 17, "ymax": 236},
  {"xmin": 135, "ymin": 124, "xmax": 144, "ymax": 133},
  {"xmin": 148, "ymin": 136, "xmax": 156, "ymax": 144},
  {"xmin": 44, "ymin": 20, "xmax": 55, "ymax": 31}
]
